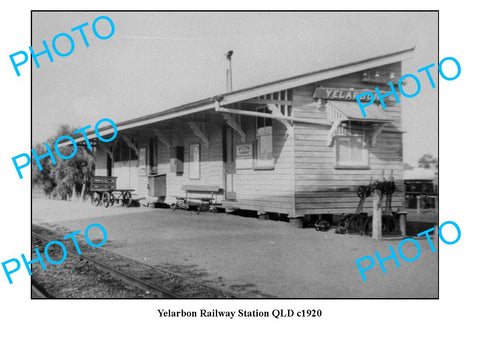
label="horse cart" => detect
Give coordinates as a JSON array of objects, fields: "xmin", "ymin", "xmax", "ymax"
[{"xmin": 89, "ymin": 176, "xmax": 135, "ymax": 208}]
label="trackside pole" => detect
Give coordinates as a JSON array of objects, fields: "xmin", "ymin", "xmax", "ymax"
[{"xmin": 372, "ymin": 189, "xmax": 382, "ymax": 240}]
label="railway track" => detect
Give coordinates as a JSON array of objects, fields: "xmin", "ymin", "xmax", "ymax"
[
  {"xmin": 32, "ymin": 279, "xmax": 50, "ymax": 298},
  {"xmin": 32, "ymin": 225, "xmax": 239, "ymax": 299}
]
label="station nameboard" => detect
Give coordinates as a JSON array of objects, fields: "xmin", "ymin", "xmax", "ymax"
[{"xmin": 313, "ymin": 87, "xmax": 395, "ymax": 103}]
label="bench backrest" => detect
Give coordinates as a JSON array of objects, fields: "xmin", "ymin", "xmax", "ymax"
[
  {"xmin": 90, "ymin": 176, "xmax": 117, "ymax": 191},
  {"xmin": 181, "ymin": 185, "xmax": 221, "ymax": 193}
]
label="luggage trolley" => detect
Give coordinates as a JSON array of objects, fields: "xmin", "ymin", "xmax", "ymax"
[{"xmin": 89, "ymin": 176, "xmax": 135, "ymax": 208}]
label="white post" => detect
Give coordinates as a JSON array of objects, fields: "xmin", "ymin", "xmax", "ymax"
[
  {"xmin": 372, "ymin": 189, "xmax": 382, "ymax": 240},
  {"xmin": 80, "ymin": 182, "xmax": 86, "ymax": 202},
  {"xmin": 399, "ymin": 213, "xmax": 407, "ymax": 237}
]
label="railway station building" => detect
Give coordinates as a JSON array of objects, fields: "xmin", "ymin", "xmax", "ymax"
[{"xmin": 75, "ymin": 47, "xmax": 412, "ymax": 225}]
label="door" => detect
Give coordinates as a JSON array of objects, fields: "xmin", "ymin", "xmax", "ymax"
[
  {"xmin": 223, "ymin": 126, "xmax": 236, "ymax": 200},
  {"xmin": 113, "ymin": 160, "xmax": 130, "ymax": 189},
  {"xmin": 128, "ymin": 157, "xmax": 138, "ymax": 191},
  {"xmin": 113, "ymin": 142, "xmax": 138, "ymax": 190},
  {"xmin": 106, "ymin": 151, "xmax": 112, "ymax": 177}
]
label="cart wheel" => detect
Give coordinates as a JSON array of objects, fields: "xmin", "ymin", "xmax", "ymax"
[
  {"xmin": 357, "ymin": 214, "xmax": 369, "ymax": 235},
  {"xmin": 365, "ymin": 217, "xmax": 373, "ymax": 236},
  {"xmin": 314, "ymin": 220, "xmax": 330, "ymax": 232},
  {"xmin": 122, "ymin": 192, "xmax": 132, "ymax": 207},
  {"xmin": 198, "ymin": 202, "xmax": 209, "ymax": 214},
  {"xmin": 382, "ymin": 215, "xmax": 396, "ymax": 232},
  {"xmin": 109, "ymin": 195, "xmax": 115, "ymax": 207},
  {"xmin": 357, "ymin": 186, "xmax": 366, "ymax": 198},
  {"xmin": 345, "ymin": 214, "xmax": 360, "ymax": 233},
  {"xmin": 92, "ymin": 193, "xmax": 101, "ymax": 207},
  {"xmin": 102, "ymin": 192, "xmax": 111, "ymax": 208},
  {"xmin": 338, "ymin": 213, "xmax": 354, "ymax": 226}
]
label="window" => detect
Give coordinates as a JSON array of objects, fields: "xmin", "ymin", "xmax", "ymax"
[
  {"xmin": 113, "ymin": 137, "xmax": 138, "ymax": 162},
  {"xmin": 189, "ymin": 143, "xmax": 200, "ymax": 179},
  {"xmin": 255, "ymin": 107, "xmax": 274, "ymax": 168},
  {"xmin": 149, "ymin": 137, "xmax": 158, "ymax": 174},
  {"xmin": 113, "ymin": 139, "xmax": 129, "ymax": 162},
  {"xmin": 335, "ymin": 132, "xmax": 369, "ymax": 168}
]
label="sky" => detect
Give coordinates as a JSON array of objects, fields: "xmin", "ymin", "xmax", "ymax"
[{"xmin": 32, "ymin": 11, "xmax": 438, "ymax": 165}]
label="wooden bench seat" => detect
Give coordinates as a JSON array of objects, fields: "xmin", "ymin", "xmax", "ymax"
[{"xmin": 172, "ymin": 185, "xmax": 222, "ymax": 213}]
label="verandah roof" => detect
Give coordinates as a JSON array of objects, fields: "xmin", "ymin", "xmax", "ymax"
[
  {"xmin": 63, "ymin": 46, "xmax": 414, "ymax": 146},
  {"xmin": 328, "ymin": 100, "xmax": 395, "ymax": 122}
]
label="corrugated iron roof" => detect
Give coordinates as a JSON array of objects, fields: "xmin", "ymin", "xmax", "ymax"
[
  {"xmin": 329, "ymin": 100, "xmax": 395, "ymax": 122},
  {"xmin": 65, "ymin": 46, "xmax": 412, "ymax": 145}
]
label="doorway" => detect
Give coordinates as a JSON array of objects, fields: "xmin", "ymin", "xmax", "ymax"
[{"xmin": 223, "ymin": 125, "xmax": 236, "ymax": 200}]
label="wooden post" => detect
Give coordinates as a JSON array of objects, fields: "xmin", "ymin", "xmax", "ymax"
[
  {"xmin": 398, "ymin": 212, "xmax": 407, "ymax": 237},
  {"xmin": 372, "ymin": 189, "xmax": 382, "ymax": 240},
  {"xmin": 416, "ymin": 196, "xmax": 422, "ymax": 213},
  {"xmin": 80, "ymin": 182, "xmax": 86, "ymax": 202},
  {"xmin": 435, "ymin": 196, "xmax": 439, "ymax": 213},
  {"xmin": 71, "ymin": 187, "xmax": 76, "ymax": 202}
]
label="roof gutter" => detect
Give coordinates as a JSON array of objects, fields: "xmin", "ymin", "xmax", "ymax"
[{"xmin": 62, "ymin": 99, "xmax": 217, "ymax": 146}]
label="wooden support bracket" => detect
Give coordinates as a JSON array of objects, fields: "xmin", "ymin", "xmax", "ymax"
[
  {"xmin": 316, "ymin": 98, "xmax": 326, "ymax": 111},
  {"xmin": 326, "ymin": 119, "xmax": 345, "ymax": 146},
  {"xmin": 99, "ymin": 143, "xmax": 113, "ymax": 159},
  {"xmin": 267, "ymin": 104, "xmax": 292, "ymax": 134},
  {"xmin": 188, "ymin": 122, "xmax": 209, "ymax": 147},
  {"xmin": 222, "ymin": 113, "xmax": 246, "ymax": 143},
  {"xmin": 371, "ymin": 123, "xmax": 386, "ymax": 146},
  {"xmin": 121, "ymin": 135, "xmax": 139, "ymax": 156},
  {"xmin": 153, "ymin": 128, "xmax": 171, "ymax": 151}
]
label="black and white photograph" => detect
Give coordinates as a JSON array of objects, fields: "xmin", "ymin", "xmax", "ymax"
[
  {"xmin": 30, "ymin": 11, "xmax": 439, "ymax": 299},
  {"xmin": 4, "ymin": 2, "xmax": 480, "ymax": 339}
]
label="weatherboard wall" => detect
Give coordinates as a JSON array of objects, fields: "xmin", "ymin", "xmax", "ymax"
[{"xmin": 292, "ymin": 64, "xmax": 405, "ymax": 216}]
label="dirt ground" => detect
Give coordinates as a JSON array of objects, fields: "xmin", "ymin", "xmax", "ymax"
[{"xmin": 32, "ymin": 198, "xmax": 438, "ymax": 298}]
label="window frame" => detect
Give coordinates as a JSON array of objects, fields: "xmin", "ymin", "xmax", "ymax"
[
  {"xmin": 254, "ymin": 106, "xmax": 275, "ymax": 170},
  {"xmin": 189, "ymin": 143, "xmax": 201, "ymax": 180},
  {"xmin": 148, "ymin": 137, "xmax": 158, "ymax": 175},
  {"xmin": 334, "ymin": 129, "xmax": 370, "ymax": 169}
]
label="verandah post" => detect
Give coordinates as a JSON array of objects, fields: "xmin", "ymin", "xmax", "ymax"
[{"xmin": 372, "ymin": 189, "xmax": 382, "ymax": 240}]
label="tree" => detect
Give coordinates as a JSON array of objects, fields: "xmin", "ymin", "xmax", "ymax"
[
  {"xmin": 32, "ymin": 124, "xmax": 95, "ymax": 199},
  {"xmin": 418, "ymin": 154, "xmax": 438, "ymax": 169}
]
